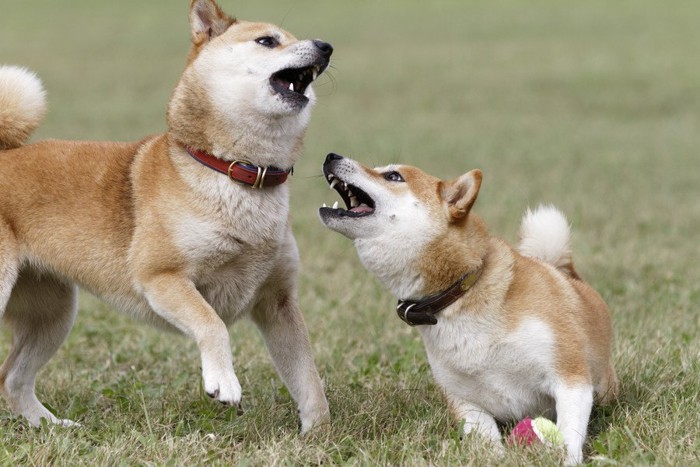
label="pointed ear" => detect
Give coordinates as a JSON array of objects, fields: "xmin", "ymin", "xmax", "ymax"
[
  {"xmin": 442, "ymin": 169, "xmax": 483, "ymax": 222},
  {"xmin": 189, "ymin": 0, "xmax": 236, "ymax": 44}
]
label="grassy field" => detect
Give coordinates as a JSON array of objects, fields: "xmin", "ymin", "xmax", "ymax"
[{"xmin": 1, "ymin": 0, "xmax": 699, "ymax": 464}]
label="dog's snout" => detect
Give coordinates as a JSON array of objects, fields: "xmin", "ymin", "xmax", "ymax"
[
  {"xmin": 325, "ymin": 153, "xmax": 343, "ymax": 163},
  {"xmin": 313, "ymin": 40, "xmax": 334, "ymax": 58}
]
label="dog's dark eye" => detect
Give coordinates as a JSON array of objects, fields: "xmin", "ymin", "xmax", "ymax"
[
  {"xmin": 383, "ymin": 171, "xmax": 404, "ymax": 182},
  {"xmin": 255, "ymin": 36, "xmax": 279, "ymax": 48}
]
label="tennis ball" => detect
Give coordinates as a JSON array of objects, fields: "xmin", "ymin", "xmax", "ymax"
[{"xmin": 509, "ymin": 417, "xmax": 564, "ymax": 447}]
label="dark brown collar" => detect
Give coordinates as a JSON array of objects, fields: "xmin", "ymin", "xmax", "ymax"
[
  {"xmin": 183, "ymin": 144, "xmax": 292, "ymax": 188},
  {"xmin": 396, "ymin": 267, "xmax": 482, "ymax": 326}
]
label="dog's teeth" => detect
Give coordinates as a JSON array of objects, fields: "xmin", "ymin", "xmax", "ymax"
[
  {"xmin": 332, "ymin": 201, "xmax": 339, "ymax": 209},
  {"xmin": 343, "ymin": 182, "xmax": 348, "ymax": 190},
  {"xmin": 329, "ymin": 179, "xmax": 339, "ymax": 189},
  {"xmin": 350, "ymin": 195, "xmax": 358, "ymax": 208},
  {"xmin": 313, "ymin": 70, "xmax": 318, "ymax": 80},
  {"xmin": 327, "ymin": 174, "xmax": 335, "ymax": 181},
  {"xmin": 322, "ymin": 203, "xmax": 327, "ymax": 208}
]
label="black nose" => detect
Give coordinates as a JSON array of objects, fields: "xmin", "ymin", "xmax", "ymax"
[
  {"xmin": 325, "ymin": 153, "xmax": 343, "ymax": 163},
  {"xmin": 313, "ymin": 40, "xmax": 333, "ymax": 58}
]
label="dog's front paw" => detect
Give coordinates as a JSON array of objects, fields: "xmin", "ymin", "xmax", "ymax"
[
  {"xmin": 299, "ymin": 403, "xmax": 330, "ymax": 436},
  {"xmin": 564, "ymin": 450, "xmax": 583, "ymax": 466},
  {"xmin": 202, "ymin": 368, "xmax": 242, "ymax": 408},
  {"xmin": 54, "ymin": 418, "xmax": 81, "ymax": 428}
]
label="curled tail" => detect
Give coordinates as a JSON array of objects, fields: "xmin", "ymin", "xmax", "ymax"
[
  {"xmin": 0, "ymin": 65, "xmax": 47, "ymax": 150},
  {"xmin": 518, "ymin": 204, "xmax": 580, "ymax": 279}
]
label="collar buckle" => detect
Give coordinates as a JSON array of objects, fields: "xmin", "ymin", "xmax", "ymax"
[
  {"xmin": 395, "ymin": 267, "xmax": 482, "ymax": 327},
  {"xmin": 227, "ymin": 160, "xmax": 268, "ymax": 189},
  {"xmin": 183, "ymin": 143, "xmax": 291, "ymax": 188},
  {"xmin": 396, "ymin": 302, "xmax": 417, "ymax": 326}
]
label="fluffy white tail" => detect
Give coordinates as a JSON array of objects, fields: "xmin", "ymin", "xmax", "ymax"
[
  {"xmin": 0, "ymin": 65, "xmax": 47, "ymax": 150},
  {"xmin": 518, "ymin": 204, "xmax": 576, "ymax": 276}
]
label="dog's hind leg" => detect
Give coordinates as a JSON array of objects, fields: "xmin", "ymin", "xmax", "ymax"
[
  {"xmin": 0, "ymin": 267, "xmax": 78, "ymax": 426},
  {"xmin": 554, "ymin": 382, "xmax": 594, "ymax": 465},
  {"xmin": 596, "ymin": 362, "xmax": 619, "ymax": 405},
  {"xmin": 0, "ymin": 226, "xmax": 20, "ymax": 316}
]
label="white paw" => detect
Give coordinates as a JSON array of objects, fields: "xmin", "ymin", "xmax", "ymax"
[
  {"xmin": 13, "ymin": 396, "xmax": 75, "ymax": 428},
  {"xmin": 299, "ymin": 404, "xmax": 330, "ymax": 435},
  {"xmin": 492, "ymin": 439, "xmax": 506, "ymax": 457},
  {"xmin": 25, "ymin": 410, "xmax": 80, "ymax": 428},
  {"xmin": 202, "ymin": 367, "xmax": 242, "ymax": 408},
  {"xmin": 564, "ymin": 451, "xmax": 583, "ymax": 466},
  {"xmin": 55, "ymin": 418, "xmax": 81, "ymax": 428}
]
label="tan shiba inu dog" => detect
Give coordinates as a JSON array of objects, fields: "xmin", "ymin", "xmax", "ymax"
[
  {"xmin": 0, "ymin": 0, "xmax": 333, "ymax": 432},
  {"xmin": 319, "ymin": 153, "xmax": 617, "ymax": 464}
]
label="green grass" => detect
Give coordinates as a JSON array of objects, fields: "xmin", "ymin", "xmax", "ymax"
[{"xmin": 1, "ymin": 0, "xmax": 699, "ymax": 464}]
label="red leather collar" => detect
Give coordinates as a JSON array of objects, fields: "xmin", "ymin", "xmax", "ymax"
[{"xmin": 182, "ymin": 144, "xmax": 292, "ymax": 188}]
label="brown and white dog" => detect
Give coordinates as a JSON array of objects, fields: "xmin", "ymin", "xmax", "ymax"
[
  {"xmin": 319, "ymin": 153, "xmax": 618, "ymax": 464},
  {"xmin": 0, "ymin": 0, "xmax": 332, "ymax": 432}
]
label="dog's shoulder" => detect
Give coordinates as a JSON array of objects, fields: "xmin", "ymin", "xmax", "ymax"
[{"xmin": 459, "ymin": 237, "xmax": 516, "ymax": 314}]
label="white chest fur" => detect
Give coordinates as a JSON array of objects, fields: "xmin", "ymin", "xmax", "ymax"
[
  {"xmin": 419, "ymin": 315, "xmax": 558, "ymax": 421},
  {"xmin": 167, "ymin": 170, "xmax": 293, "ymax": 322},
  {"xmin": 174, "ymin": 182, "xmax": 289, "ymax": 260}
]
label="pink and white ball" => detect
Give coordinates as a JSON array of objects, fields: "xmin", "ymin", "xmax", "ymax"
[{"xmin": 509, "ymin": 417, "xmax": 564, "ymax": 447}]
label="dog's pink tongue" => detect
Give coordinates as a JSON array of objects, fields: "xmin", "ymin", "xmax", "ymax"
[{"xmin": 350, "ymin": 204, "xmax": 373, "ymax": 213}]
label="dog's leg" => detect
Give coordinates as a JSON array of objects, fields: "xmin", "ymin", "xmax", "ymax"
[
  {"xmin": 251, "ymin": 290, "xmax": 330, "ymax": 434},
  {"xmin": 0, "ymin": 228, "xmax": 19, "ymax": 314},
  {"xmin": 554, "ymin": 383, "xmax": 594, "ymax": 465},
  {"xmin": 0, "ymin": 268, "xmax": 78, "ymax": 426},
  {"xmin": 596, "ymin": 363, "xmax": 619, "ymax": 405},
  {"xmin": 444, "ymin": 392, "xmax": 503, "ymax": 450},
  {"xmin": 141, "ymin": 273, "xmax": 242, "ymax": 407}
]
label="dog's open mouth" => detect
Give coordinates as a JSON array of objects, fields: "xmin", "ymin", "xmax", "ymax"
[
  {"xmin": 320, "ymin": 173, "xmax": 376, "ymax": 218},
  {"xmin": 270, "ymin": 65, "xmax": 320, "ymax": 101}
]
